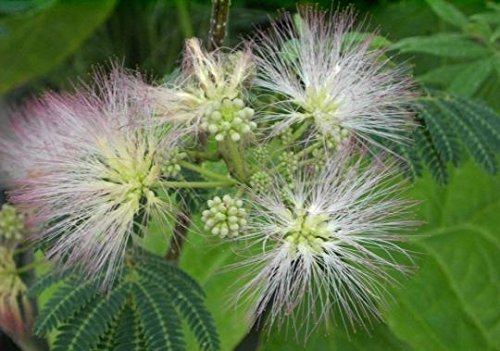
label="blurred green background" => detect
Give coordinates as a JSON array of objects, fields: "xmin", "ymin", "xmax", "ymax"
[{"xmin": 0, "ymin": 1, "xmax": 498, "ymax": 350}]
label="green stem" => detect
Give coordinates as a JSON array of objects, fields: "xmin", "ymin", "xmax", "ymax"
[
  {"xmin": 160, "ymin": 180, "xmax": 235, "ymax": 188},
  {"xmin": 290, "ymin": 118, "xmax": 313, "ymax": 143},
  {"xmin": 178, "ymin": 160, "xmax": 238, "ymax": 184},
  {"xmin": 187, "ymin": 150, "xmax": 220, "ymax": 162},
  {"xmin": 296, "ymin": 141, "xmax": 320, "ymax": 158},
  {"xmin": 1, "ymin": 260, "xmax": 45, "ymax": 275},
  {"xmin": 220, "ymin": 138, "xmax": 247, "ymax": 182}
]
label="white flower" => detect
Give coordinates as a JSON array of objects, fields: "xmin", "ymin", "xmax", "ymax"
[
  {"xmin": 143, "ymin": 38, "xmax": 256, "ymax": 138},
  {"xmin": 237, "ymin": 150, "xmax": 416, "ymax": 334},
  {"xmin": 0, "ymin": 70, "xmax": 182, "ymax": 284},
  {"xmin": 250, "ymin": 7, "xmax": 415, "ymax": 149}
]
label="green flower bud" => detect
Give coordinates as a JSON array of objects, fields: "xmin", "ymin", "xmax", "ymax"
[
  {"xmin": 250, "ymin": 171, "xmax": 272, "ymax": 193},
  {"xmin": 202, "ymin": 195, "xmax": 247, "ymax": 238},
  {"xmin": 202, "ymin": 98, "xmax": 256, "ymax": 142},
  {"xmin": 0, "ymin": 204, "xmax": 25, "ymax": 242},
  {"xmin": 163, "ymin": 147, "xmax": 187, "ymax": 178}
]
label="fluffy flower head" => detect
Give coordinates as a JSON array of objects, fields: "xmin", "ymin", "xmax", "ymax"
[
  {"xmin": 251, "ymin": 7, "xmax": 415, "ymax": 148},
  {"xmin": 0, "ymin": 71, "xmax": 181, "ymax": 284},
  {"xmin": 147, "ymin": 38, "xmax": 256, "ymax": 138},
  {"xmin": 238, "ymin": 151, "xmax": 416, "ymax": 334}
]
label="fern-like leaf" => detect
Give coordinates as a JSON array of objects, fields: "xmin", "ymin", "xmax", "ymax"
[
  {"xmin": 415, "ymin": 125, "xmax": 448, "ymax": 184},
  {"xmin": 139, "ymin": 251, "xmax": 205, "ymax": 297},
  {"xmin": 52, "ymin": 280, "xmax": 128, "ymax": 351},
  {"xmin": 391, "ymin": 90, "xmax": 499, "ymax": 184},
  {"xmin": 114, "ymin": 303, "xmax": 147, "ymax": 351},
  {"xmin": 418, "ymin": 100, "xmax": 462, "ymax": 165},
  {"xmin": 32, "ymin": 251, "xmax": 219, "ymax": 351},
  {"xmin": 133, "ymin": 280, "xmax": 186, "ymax": 351},
  {"xmin": 138, "ymin": 264, "xmax": 220, "ymax": 351},
  {"xmin": 435, "ymin": 98, "xmax": 497, "ymax": 173},
  {"xmin": 28, "ymin": 269, "xmax": 73, "ymax": 297},
  {"xmin": 34, "ymin": 279, "xmax": 97, "ymax": 335}
]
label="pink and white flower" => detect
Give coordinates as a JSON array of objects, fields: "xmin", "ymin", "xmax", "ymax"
[
  {"xmin": 0, "ymin": 70, "xmax": 182, "ymax": 284},
  {"xmin": 250, "ymin": 7, "xmax": 415, "ymax": 149},
  {"xmin": 237, "ymin": 151, "xmax": 416, "ymax": 334}
]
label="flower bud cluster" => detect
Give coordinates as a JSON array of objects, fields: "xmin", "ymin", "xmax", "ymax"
[
  {"xmin": 163, "ymin": 147, "xmax": 187, "ymax": 178},
  {"xmin": 254, "ymin": 147, "xmax": 269, "ymax": 164},
  {"xmin": 249, "ymin": 171, "xmax": 272, "ymax": 193},
  {"xmin": 0, "ymin": 204, "xmax": 25, "ymax": 242},
  {"xmin": 280, "ymin": 128, "xmax": 294, "ymax": 145},
  {"xmin": 201, "ymin": 98, "xmax": 256, "ymax": 142},
  {"xmin": 202, "ymin": 195, "xmax": 247, "ymax": 238},
  {"xmin": 278, "ymin": 151, "xmax": 299, "ymax": 187}
]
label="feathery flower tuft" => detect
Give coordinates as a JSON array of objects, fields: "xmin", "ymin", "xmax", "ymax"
[
  {"xmin": 0, "ymin": 70, "xmax": 182, "ymax": 284},
  {"xmin": 237, "ymin": 151, "xmax": 416, "ymax": 334},
  {"xmin": 145, "ymin": 38, "xmax": 256, "ymax": 136},
  {"xmin": 250, "ymin": 7, "xmax": 415, "ymax": 149}
]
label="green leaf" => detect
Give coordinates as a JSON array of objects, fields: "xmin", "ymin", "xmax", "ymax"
[
  {"xmin": 343, "ymin": 32, "xmax": 392, "ymax": 49},
  {"xmin": 260, "ymin": 323, "xmax": 412, "ymax": 351},
  {"xmin": 414, "ymin": 125, "xmax": 448, "ymax": 184},
  {"xmin": 424, "ymin": 0, "xmax": 469, "ymax": 28},
  {"xmin": 137, "ymin": 265, "xmax": 219, "ymax": 351},
  {"xmin": 436, "ymin": 98, "xmax": 497, "ymax": 173},
  {"xmin": 114, "ymin": 304, "xmax": 147, "ymax": 351},
  {"xmin": 391, "ymin": 33, "xmax": 490, "ymax": 59},
  {"xmin": 52, "ymin": 281, "xmax": 129, "ymax": 351},
  {"xmin": 179, "ymin": 218, "xmax": 254, "ymax": 351},
  {"xmin": 418, "ymin": 62, "xmax": 471, "ymax": 86},
  {"xmin": 386, "ymin": 162, "xmax": 500, "ymax": 350},
  {"xmin": 133, "ymin": 280, "xmax": 186, "ymax": 351},
  {"xmin": 447, "ymin": 58, "xmax": 493, "ymax": 97},
  {"xmin": 417, "ymin": 100, "xmax": 462, "ymax": 166},
  {"xmin": 34, "ymin": 278, "xmax": 97, "ymax": 335},
  {"xmin": 0, "ymin": 0, "xmax": 116, "ymax": 93}
]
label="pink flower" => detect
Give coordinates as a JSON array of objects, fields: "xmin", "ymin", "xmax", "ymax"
[{"xmin": 0, "ymin": 70, "xmax": 182, "ymax": 284}]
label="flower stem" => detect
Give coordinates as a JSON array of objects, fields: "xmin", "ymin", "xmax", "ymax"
[
  {"xmin": 187, "ymin": 150, "xmax": 220, "ymax": 162},
  {"xmin": 219, "ymin": 138, "xmax": 247, "ymax": 182},
  {"xmin": 290, "ymin": 118, "xmax": 313, "ymax": 143},
  {"xmin": 178, "ymin": 160, "xmax": 238, "ymax": 184},
  {"xmin": 161, "ymin": 180, "xmax": 235, "ymax": 188}
]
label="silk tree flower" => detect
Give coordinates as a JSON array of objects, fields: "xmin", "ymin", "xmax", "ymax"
[
  {"xmin": 250, "ymin": 7, "xmax": 415, "ymax": 149},
  {"xmin": 0, "ymin": 71, "xmax": 182, "ymax": 284},
  {"xmin": 141, "ymin": 38, "xmax": 257, "ymax": 140},
  {"xmin": 236, "ymin": 151, "xmax": 416, "ymax": 334}
]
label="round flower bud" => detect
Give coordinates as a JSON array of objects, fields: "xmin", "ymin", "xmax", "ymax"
[
  {"xmin": 202, "ymin": 98, "xmax": 256, "ymax": 142},
  {"xmin": 163, "ymin": 147, "xmax": 187, "ymax": 179},
  {"xmin": 202, "ymin": 195, "xmax": 247, "ymax": 238},
  {"xmin": 250, "ymin": 171, "xmax": 272, "ymax": 193},
  {"xmin": 0, "ymin": 204, "xmax": 25, "ymax": 242}
]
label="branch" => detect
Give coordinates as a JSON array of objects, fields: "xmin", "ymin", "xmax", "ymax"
[
  {"xmin": 165, "ymin": 205, "xmax": 191, "ymax": 264},
  {"xmin": 208, "ymin": 0, "xmax": 231, "ymax": 50}
]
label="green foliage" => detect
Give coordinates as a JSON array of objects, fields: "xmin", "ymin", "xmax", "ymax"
[
  {"xmin": 179, "ymin": 218, "xmax": 255, "ymax": 351},
  {"xmin": 260, "ymin": 162, "xmax": 500, "ymax": 350},
  {"xmin": 391, "ymin": 1, "xmax": 499, "ymax": 99},
  {"xmin": 31, "ymin": 251, "xmax": 220, "ymax": 351},
  {"xmin": 424, "ymin": 0, "xmax": 469, "ymax": 28},
  {"xmin": 395, "ymin": 91, "xmax": 500, "ymax": 184},
  {"xmin": 0, "ymin": 0, "xmax": 116, "ymax": 93}
]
